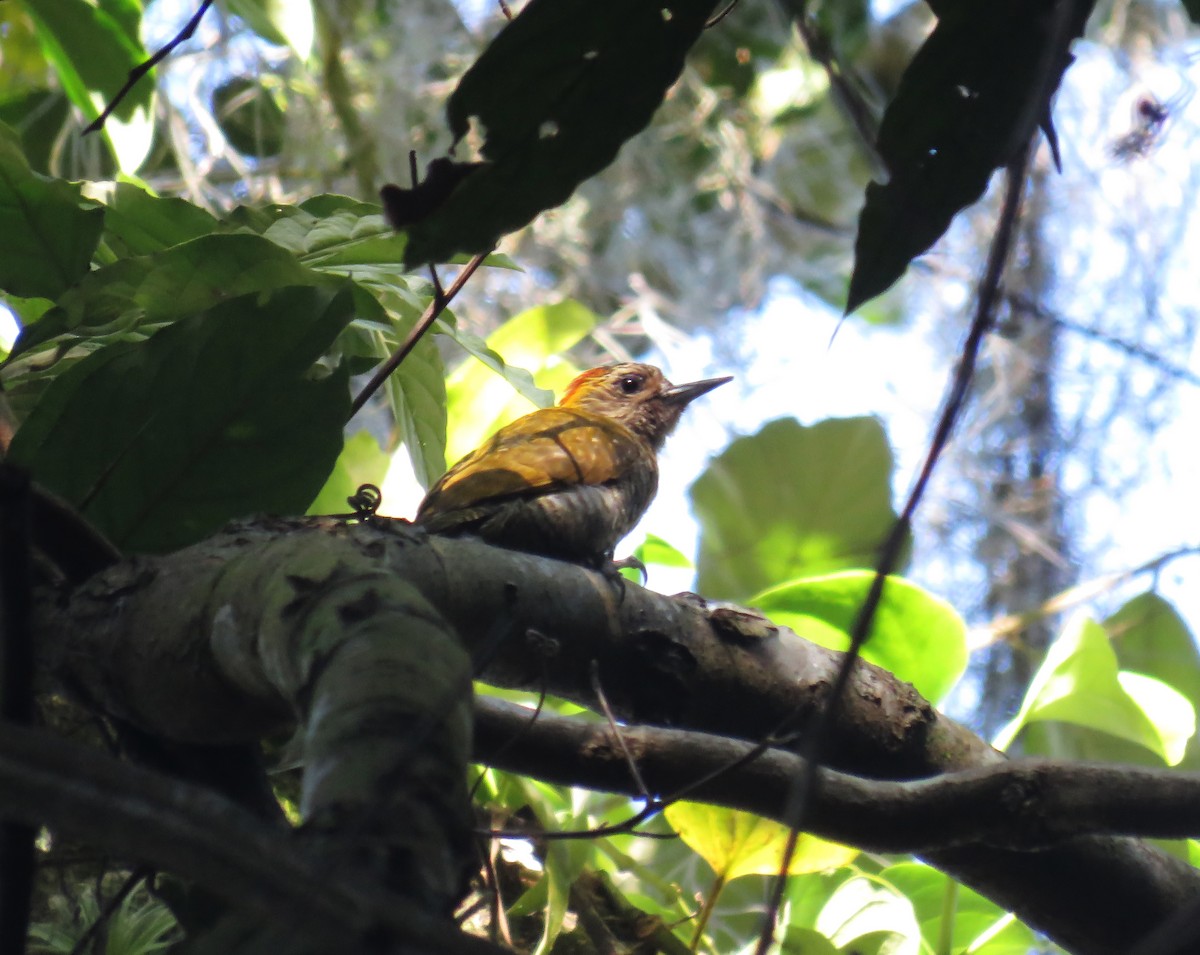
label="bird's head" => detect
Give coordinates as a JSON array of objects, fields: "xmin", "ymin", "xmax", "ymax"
[{"xmin": 559, "ymin": 362, "xmax": 732, "ymax": 449}]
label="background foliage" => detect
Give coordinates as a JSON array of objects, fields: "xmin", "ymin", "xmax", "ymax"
[{"xmin": 2, "ymin": 0, "xmax": 1200, "ymax": 950}]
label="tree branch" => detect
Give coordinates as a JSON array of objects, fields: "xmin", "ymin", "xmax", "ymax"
[
  {"xmin": 475, "ymin": 695, "xmax": 1200, "ymax": 851},
  {"xmin": 33, "ymin": 518, "xmax": 1200, "ymax": 955},
  {"xmin": 0, "ymin": 721, "xmax": 502, "ymax": 955}
]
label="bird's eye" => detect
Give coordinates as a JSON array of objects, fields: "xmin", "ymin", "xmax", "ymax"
[{"xmin": 619, "ymin": 374, "xmax": 644, "ymax": 395}]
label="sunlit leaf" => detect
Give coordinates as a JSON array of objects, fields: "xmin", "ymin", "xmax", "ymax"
[
  {"xmin": 753, "ymin": 571, "xmax": 967, "ymax": 704},
  {"xmin": 1107, "ymin": 592, "xmax": 1200, "ymax": 767},
  {"xmin": 220, "ymin": 0, "xmax": 314, "ymax": 58},
  {"xmin": 882, "ymin": 862, "xmax": 1035, "ymax": 954},
  {"xmin": 307, "ymin": 429, "xmax": 389, "ymax": 516},
  {"xmin": 21, "ymin": 0, "xmax": 154, "ymax": 171},
  {"xmin": 994, "ymin": 615, "xmax": 1196, "ymax": 765},
  {"xmin": 8, "ymin": 284, "xmax": 354, "ymax": 552},
  {"xmin": 664, "ymin": 802, "xmax": 856, "ymax": 882},
  {"xmin": 816, "ymin": 876, "xmax": 916, "ymax": 953},
  {"xmin": 691, "ymin": 417, "xmax": 902, "ymax": 602},
  {"xmin": 375, "ymin": 287, "xmax": 449, "ymax": 488},
  {"xmin": 634, "ymin": 533, "xmax": 693, "ymax": 569}
]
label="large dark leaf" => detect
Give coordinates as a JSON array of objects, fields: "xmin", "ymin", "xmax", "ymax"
[
  {"xmin": 7, "ymin": 232, "xmax": 317, "ymax": 361},
  {"xmin": 0, "ymin": 123, "xmax": 104, "ymax": 300},
  {"xmin": 100, "ymin": 182, "xmax": 221, "ymax": 257},
  {"xmin": 402, "ymin": 0, "xmax": 720, "ymax": 266},
  {"xmin": 8, "ymin": 284, "xmax": 354, "ymax": 553},
  {"xmin": 845, "ymin": 0, "xmax": 1094, "ymax": 313}
]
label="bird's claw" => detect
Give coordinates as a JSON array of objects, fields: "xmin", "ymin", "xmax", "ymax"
[{"xmin": 608, "ymin": 554, "xmax": 648, "ymax": 585}]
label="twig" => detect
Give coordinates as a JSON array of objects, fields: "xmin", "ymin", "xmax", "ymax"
[
  {"xmin": 705, "ymin": 0, "xmax": 741, "ymax": 29},
  {"xmin": 590, "ymin": 661, "xmax": 649, "ymax": 799},
  {"xmin": 783, "ymin": 2, "xmax": 884, "ymax": 175},
  {"xmin": 84, "ymin": 0, "xmax": 215, "ymax": 134},
  {"xmin": 972, "ymin": 545, "xmax": 1200, "ymax": 648},
  {"xmin": 350, "ymin": 252, "xmax": 488, "ymax": 417},
  {"xmin": 753, "ymin": 146, "xmax": 1033, "ymax": 955}
]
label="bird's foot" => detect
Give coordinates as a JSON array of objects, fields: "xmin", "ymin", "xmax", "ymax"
[{"xmin": 608, "ymin": 554, "xmax": 647, "ymax": 586}]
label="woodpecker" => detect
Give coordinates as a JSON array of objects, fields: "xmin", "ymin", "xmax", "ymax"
[{"xmin": 416, "ymin": 362, "xmax": 731, "ymax": 567}]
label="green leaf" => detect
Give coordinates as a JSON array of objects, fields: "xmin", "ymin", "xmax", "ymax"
[
  {"xmin": 441, "ymin": 300, "xmax": 596, "ymax": 464},
  {"xmin": 664, "ymin": 802, "xmax": 856, "ymax": 882},
  {"xmin": 20, "ymin": 0, "xmax": 155, "ymax": 171},
  {"xmin": 21, "ymin": 0, "xmax": 151, "ymax": 120},
  {"xmin": 97, "ymin": 182, "xmax": 222, "ymax": 256},
  {"xmin": 1106, "ymin": 592, "xmax": 1200, "ymax": 705},
  {"xmin": 1106, "ymin": 592, "xmax": 1200, "ymax": 767},
  {"xmin": 403, "ymin": 0, "xmax": 720, "ymax": 265},
  {"xmin": 8, "ymin": 284, "xmax": 354, "ymax": 553},
  {"xmin": 0, "ymin": 123, "xmax": 104, "ymax": 300},
  {"xmin": 1183, "ymin": 0, "xmax": 1200, "ymax": 25},
  {"xmin": 781, "ymin": 927, "xmax": 839, "ymax": 955},
  {"xmin": 229, "ymin": 201, "xmax": 418, "ymax": 290},
  {"xmin": 7, "ymin": 232, "xmax": 318, "ymax": 363},
  {"xmin": 633, "ymin": 533, "xmax": 693, "ymax": 569},
  {"xmin": 213, "ymin": 77, "xmax": 287, "ymax": 158},
  {"xmin": 753, "ymin": 571, "xmax": 967, "ymax": 704},
  {"xmin": 220, "ymin": 0, "xmax": 314, "ymax": 57},
  {"xmin": 815, "ymin": 876, "xmax": 916, "ymax": 952},
  {"xmin": 881, "ymin": 862, "xmax": 1036, "ymax": 955},
  {"xmin": 691, "ymin": 417, "xmax": 902, "ymax": 602},
  {"xmin": 0, "ymin": 89, "xmax": 70, "ymax": 175},
  {"xmin": 845, "ymin": 1, "xmax": 1091, "ymax": 313},
  {"xmin": 307, "ymin": 429, "xmax": 389, "ymax": 516},
  {"xmin": 374, "ymin": 288, "xmax": 449, "ymax": 488},
  {"xmin": 993, "ymin": 616, "xmax": 1197, "ymax": 765}
]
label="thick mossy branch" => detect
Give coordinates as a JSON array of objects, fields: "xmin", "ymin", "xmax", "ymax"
[{"xmin": 31, "ymin": 516, "xmax": 1200, "ymax": 955}]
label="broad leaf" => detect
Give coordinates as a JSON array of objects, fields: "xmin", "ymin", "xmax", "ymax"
[
  {"xmin": 691, "ymin": 417, "xmax": 901, "ymax": 601},
  {"xmin": 375, "ymin": 289, "xmax": 449, "ymax": 488},
  {"xmin": 882, "ymin": 863, "xmax": 1036, "ymax": 955},
  {"xmin": 403, "ymin": 0, "xmax": 721, "ymax": 265},
  {"xmin": 846, "ymin": 0, "xmax": 1091, "ymax": 312},
  {"xmin": 753, "ymin": 572, "xmax": 967, "ymax": 705},
  {"xmin": 664, "ymin": 802, "xmax": 856, "ymax": 882},
  {"xmin": 994, "ymin": 616, "xmax": 1196, "ymax": 765},
  {"xmin": 96, "ymin": 182, "xmax": 221, "ymax": 256},
  {"xmin": 816, "ymin": 876, "xmax": 916, "ymax": 953},
  {"xmin": 1105, "ymin": 592, "xmax": 1200, "ymax": 709},
  {"xmin": 21, "ymin": 0, "xmax": 154, "ymax": 171},
  {"xmin": 7, "ymin": 232, "xmax": 318, "ymax": 364},
  {"xmin": 0, "ymin": 123, "xmax": 104, "ymax": 300},
  {"xmin": 8, "ymin": 284, "xmax": 355, "ymax": 553}
]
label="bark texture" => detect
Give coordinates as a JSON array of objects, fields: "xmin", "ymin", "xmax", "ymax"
[{"xmin": 32, "ymin": 515, "xmax": 1200, "ymax": 954}]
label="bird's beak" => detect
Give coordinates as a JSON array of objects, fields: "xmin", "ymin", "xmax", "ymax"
[{"xmin": 662, "ymin": 375, "xmax": 733, "ymax": 405}]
